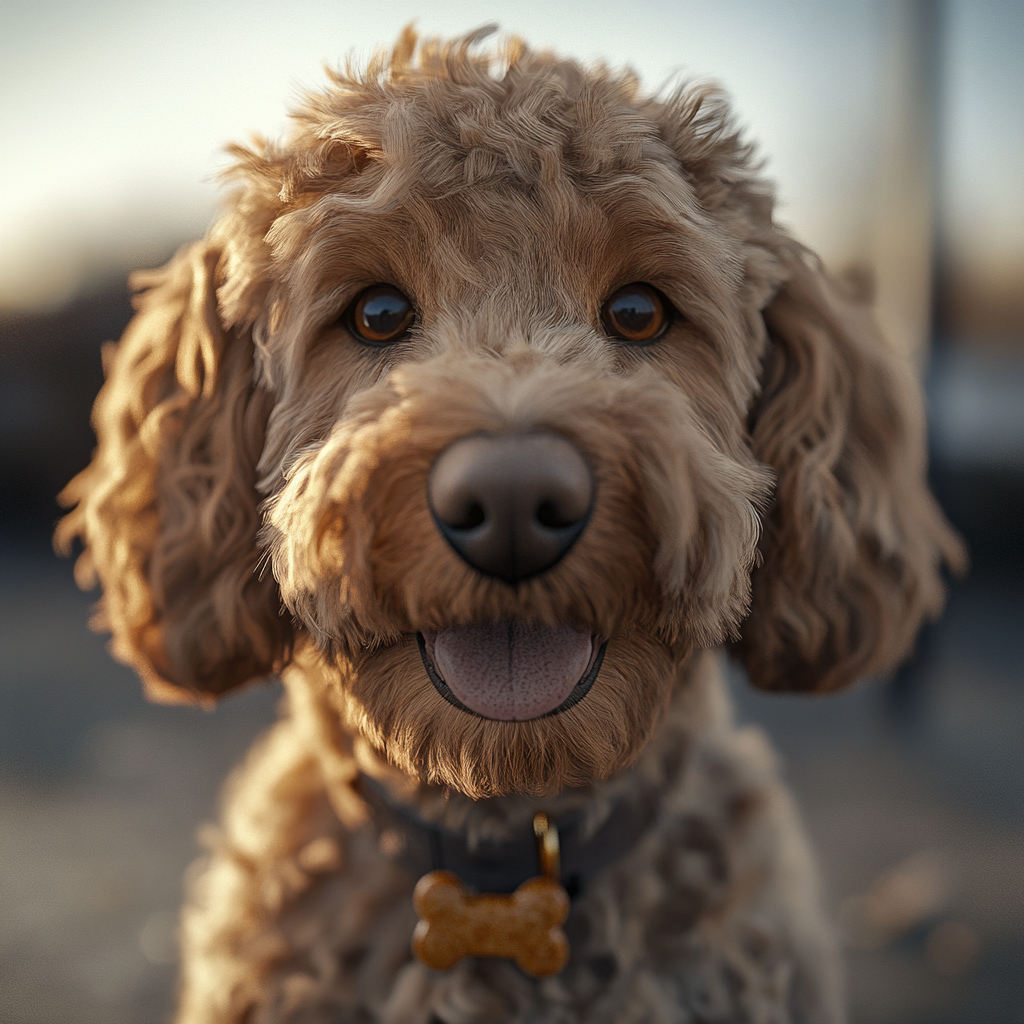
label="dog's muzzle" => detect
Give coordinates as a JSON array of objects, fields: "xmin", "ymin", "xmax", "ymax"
[{"xmin": 423, "ymin": 431, "xmax": 603, "ymax": 720}]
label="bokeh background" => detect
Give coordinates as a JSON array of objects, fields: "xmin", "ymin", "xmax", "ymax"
[{"xmin": 1, "ymin": 1, "xmax": 1021, "ymax": 1021}]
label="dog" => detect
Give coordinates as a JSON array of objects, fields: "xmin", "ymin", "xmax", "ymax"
[{"xmin": 57, "ymin": 28, "xmax": 964, "ymax": 1024}]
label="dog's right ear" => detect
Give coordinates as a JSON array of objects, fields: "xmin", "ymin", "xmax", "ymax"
[{"xmin": 56, "ymin": 242, "xmax": 291, "ymax": 703}]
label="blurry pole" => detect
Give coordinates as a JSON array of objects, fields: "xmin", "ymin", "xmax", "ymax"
[
  {"xmin": 881, "ymin": 1, "xmax": 947, "ymax": 729},
  {"xmin": 871, "ymin": 0, "xmax": 946, "ymax": 368}
]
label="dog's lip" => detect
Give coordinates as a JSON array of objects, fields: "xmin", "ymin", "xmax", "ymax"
[{"xmin": 417, "ymin": 623, "xmax": 606, "ymax": 721}]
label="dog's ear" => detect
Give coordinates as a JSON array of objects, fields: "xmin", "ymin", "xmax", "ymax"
[
  {"xmin": 56, "ymin": 242, "xmax": 291, "ymax": 703},
  {"xmin": 734, "ymin": 243, "xmax": 966, "ymax": 693}
]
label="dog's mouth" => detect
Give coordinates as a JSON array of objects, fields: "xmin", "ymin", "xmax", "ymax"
[{"xmin": 417, "ymin": 623, "xmax": 606, "ymax": 721}]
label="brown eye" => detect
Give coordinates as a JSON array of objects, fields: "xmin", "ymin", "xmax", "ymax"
[
  {"xmin": 601, "ymin": 283, "xmax": 670, "ymax": 343},
  {"xmin": 346, "ymin": 285, "xmax": 414, "ymax": 344}
]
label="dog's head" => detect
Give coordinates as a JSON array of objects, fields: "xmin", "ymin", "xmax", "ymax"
[{"xmin": 58, "ymin": 30, "xmax": 964, "ymax": 797}]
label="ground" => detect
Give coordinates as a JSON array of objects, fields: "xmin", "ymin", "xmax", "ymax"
[{"xmin": 0, "ymin": 536, "xmax": 1021, "ymax": 1024}]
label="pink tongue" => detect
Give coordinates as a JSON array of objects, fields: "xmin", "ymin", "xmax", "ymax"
[{"xmin": 428, "ymin": 622, "xmax": 593, "ymax": 721}]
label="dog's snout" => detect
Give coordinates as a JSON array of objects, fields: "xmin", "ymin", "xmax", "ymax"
[{"xmin": 428, "ymin": 432, "xmax": 594, "ymax": 584}]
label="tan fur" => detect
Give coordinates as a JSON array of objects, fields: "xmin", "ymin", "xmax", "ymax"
[{"xmin": 57, "ymin": 27, "xmax": 963, "ymax": 1023}]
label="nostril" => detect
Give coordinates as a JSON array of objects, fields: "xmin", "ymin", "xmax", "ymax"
[
  {"xmin": 536, "ymin": 499, "xmax": 575, "ymax": 530},
  {"xmin": 450, "ymin": 501, "xmax": 486, "ymax": 531}
]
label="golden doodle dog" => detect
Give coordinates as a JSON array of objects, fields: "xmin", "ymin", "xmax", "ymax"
[{"xmin": 59, "ymin": 28, "xmax": 964, "ymax": 1024}]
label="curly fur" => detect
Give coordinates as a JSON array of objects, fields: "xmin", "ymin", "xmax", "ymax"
[{"xmin": 57, "ymin": 27, "xmax": 964, "ymax": 1024}]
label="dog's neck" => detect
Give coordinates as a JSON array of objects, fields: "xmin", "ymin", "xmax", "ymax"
[{"xmin": 282, "ymin": 642, "xmax": 732, "ymax": 860}]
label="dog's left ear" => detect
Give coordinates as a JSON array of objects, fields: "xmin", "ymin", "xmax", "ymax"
[{"xmin": 734, "ymin": 242, "xmax": 966, "ymax": 693}]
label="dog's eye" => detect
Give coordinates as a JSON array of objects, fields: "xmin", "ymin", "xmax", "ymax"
[
  {"xmin": 601, "ymin": 284, "xmax": 671, "ymax": 343},
  {"xmin": 346, "ymin": 285, "xmax": 415, "ymax": 344}
]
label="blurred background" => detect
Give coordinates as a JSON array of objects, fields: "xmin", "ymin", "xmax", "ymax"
[{"xmin": 1, "ymin": 1, "xmax": 1021, "ymax": 1021}]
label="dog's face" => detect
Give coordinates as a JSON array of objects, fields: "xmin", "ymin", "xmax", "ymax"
[
  {"xmin": 58, "ymin": 31, "xmax": 963, "ymax": 798},
  {"xmin": 255, "ymin": 63, "xmax": 776, "ymax": 795}
]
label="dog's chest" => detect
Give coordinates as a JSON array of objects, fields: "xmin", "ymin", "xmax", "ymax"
[{"xmin": 235, "ymin": 718, "xmax": 822, "ymax": 1022}]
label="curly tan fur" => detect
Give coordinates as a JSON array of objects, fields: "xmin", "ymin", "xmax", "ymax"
[{"xmin": 58, "ymin": 27, "xmax": 964, "ymax": 1024}]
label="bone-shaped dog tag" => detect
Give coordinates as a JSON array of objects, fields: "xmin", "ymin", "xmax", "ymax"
[{"xmin": 412, "ymin": 870, "xmax": 570, "ymax": 977}]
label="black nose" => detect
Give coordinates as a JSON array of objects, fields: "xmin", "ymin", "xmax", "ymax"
[{"xmin": 428, "ymin": 432, "xmax": 594, "ymax": 584}]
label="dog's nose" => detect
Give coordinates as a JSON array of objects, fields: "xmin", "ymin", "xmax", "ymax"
[{"xmin": 428, "ymin": 432, "xmax": 594, "ymax": 584}]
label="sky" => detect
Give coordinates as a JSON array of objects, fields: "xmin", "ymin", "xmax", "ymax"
[{"xmin": 1, "ymin": 0, "xmax": 1021, "ymax": 309}]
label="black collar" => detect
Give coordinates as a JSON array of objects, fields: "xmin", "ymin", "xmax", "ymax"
[{"xmin": 359, "ymin": 773, "xmax": 660, "ymax": 897}]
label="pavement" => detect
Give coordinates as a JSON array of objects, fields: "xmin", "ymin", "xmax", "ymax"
[{"xmin": 0, "ymin": 535, "xmax": 1021, "ymax": 1024}]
